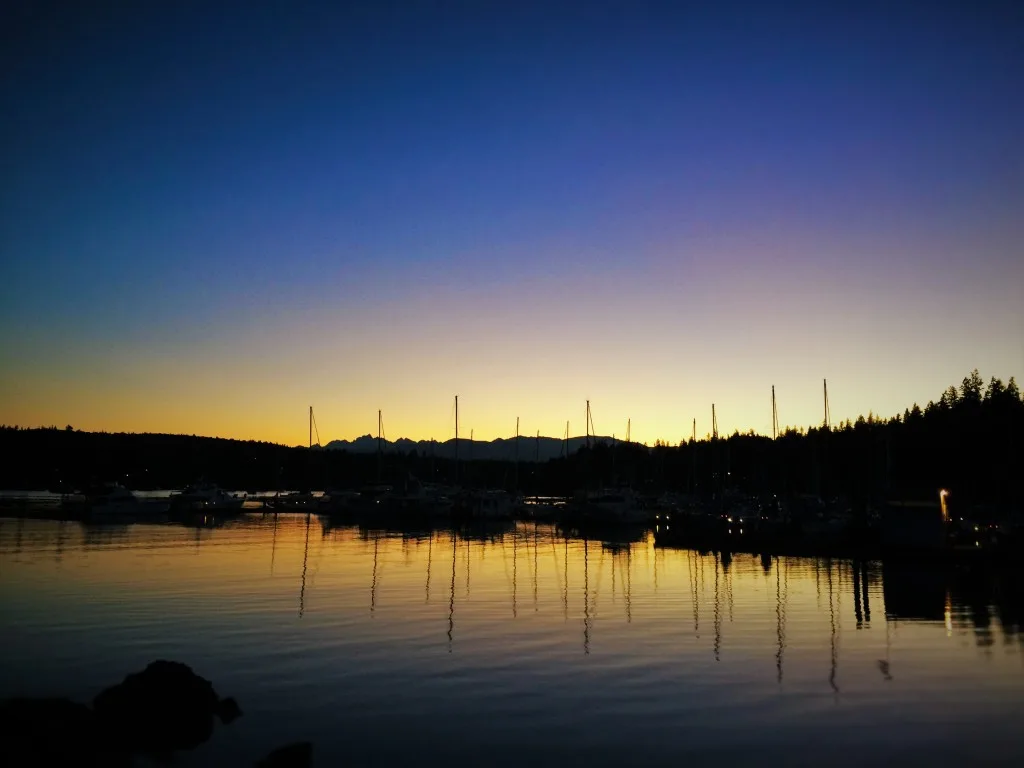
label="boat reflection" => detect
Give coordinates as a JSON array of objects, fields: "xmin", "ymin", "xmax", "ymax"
[
  {"xmin": 2, "ymin": 513, "xmax": 1021, "ymax": 666},
  {"xmin": 883, "ymin": 559, "xmax": 1023, "ymax": 649}
]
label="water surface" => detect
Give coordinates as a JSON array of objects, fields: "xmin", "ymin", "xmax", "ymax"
[{"xmin": 1, "ymin": 514, "xmax": 1021, "ymax": 766}]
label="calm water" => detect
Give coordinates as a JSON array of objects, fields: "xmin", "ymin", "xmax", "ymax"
[{"xmin": 1, "ymin": 514, "xmax": 1022, "ymax": 766}]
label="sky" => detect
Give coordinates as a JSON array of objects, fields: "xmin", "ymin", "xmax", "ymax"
[{"xmin": 1, "ymin": 1, "xmax": 1022, "ymax": 447}]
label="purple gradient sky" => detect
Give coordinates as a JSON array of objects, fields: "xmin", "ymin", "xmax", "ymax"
[{"xmin": 1, "ymin": 1, "xmax": 1021, "ymax": 445}]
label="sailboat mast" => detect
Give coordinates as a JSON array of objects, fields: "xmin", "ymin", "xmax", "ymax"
[
  {"xmin": 691, "ymin": 417, "xmax": 696, "ymax": 494},
  {"xmin": 514, "ymin": 417, "xmax": 520, "ymax": 492},
  {"xmin": 309, "ymin": 406, "xmax": 312, "ymax": 449},
  {"xmin": 823, "ymin": 379, "xmax": 830, "ymax": 429},
  {"xmin": 585, "ymin": 400, "xmax": 591, "ymax": 449},
  {"xmin": 454, "ymin": 395, "xmax": 459, "ymax": 486},
  {"xmin": 377, "ymin": 409, "xmax": 382, "ymax": 482},
  {"xmin": 626, "ymin": 418, "xmax": 631, "ymax": 444},
  {"xmin": 772, "ymin": 385, "xmax": 778, "ymax": 440}
]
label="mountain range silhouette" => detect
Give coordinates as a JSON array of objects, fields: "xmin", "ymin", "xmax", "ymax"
[{"xmin": 324, "ymin": 435, "xmax": 623, "ymax": 462}]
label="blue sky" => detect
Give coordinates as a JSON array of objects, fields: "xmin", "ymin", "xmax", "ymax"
[{"xmin": 2, "ymin": 1, "xmax": 1021, "ymax": 443}]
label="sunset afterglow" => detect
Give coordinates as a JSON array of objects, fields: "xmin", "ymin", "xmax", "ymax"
[{"xmin": 2, "ymin": 3, "xmax": 1020, "ymax": 446}]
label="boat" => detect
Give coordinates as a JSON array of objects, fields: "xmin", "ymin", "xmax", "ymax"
[
  {"xmin": 267, "ymin": 490, "xmax": 319, "ymax": 510},
  {"xmin": 578, "ymin": 488, "xmax": 647, "ymax": 523},
  {"xmin": 375, "ymin": 477, "xmax": 454, "ymax": 519},
  {"xmin": 320, "ymin": 488, "xmax": 362, "ymax": 514},
  {"xmin": 68, "ymin": 483, "xmax": 168, "ymax": 522},
  {"xmin": 456, "ymin": 489, "xmax": 518, "ymax": 520},
  {"xmin": 170, "ymin": 483, "xmax": 245, "ymax": 512},
  {"xmin": 268, "ymin": 406, "xmax": 324, "ymax": 511}
]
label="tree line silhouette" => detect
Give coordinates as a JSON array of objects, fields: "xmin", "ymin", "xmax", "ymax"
[{"xmin": 1, "ymin": 370, "xmax": 1020, "ymax": 508}]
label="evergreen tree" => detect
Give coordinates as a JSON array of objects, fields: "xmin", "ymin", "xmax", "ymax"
[
  {"xmin": 1007, "ymin": 377, "xmax": 1021, "ymax": 402},
  {"xmin": 984, "ymin": 377, "xmax": 1005, "ymax": 401}
]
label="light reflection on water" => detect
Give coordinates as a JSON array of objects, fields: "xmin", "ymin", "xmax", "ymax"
[{"xmin": 0, "ymin": 514, "xmax": 1022, "ymax": 766}]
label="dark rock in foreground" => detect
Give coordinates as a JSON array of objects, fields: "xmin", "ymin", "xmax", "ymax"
[
  {"xmin": 93, "ymin": 659, "xmax": 239, "ymax": 753},
  {"xmin": 257, "ymin": 741, "xmax": 313, "ymax": 768},
  {"xmin": 2, "ymin": 660, "xmax": 243, "ymax": 765}
]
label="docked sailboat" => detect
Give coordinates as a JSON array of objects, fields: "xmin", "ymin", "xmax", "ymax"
[
  {"xmin": 571, "ymin": 401, "xmax": 647, "ymax": 524},
  {"xmin": 270, "ymin": 406, "xmax": 323, "ymax": 510}
]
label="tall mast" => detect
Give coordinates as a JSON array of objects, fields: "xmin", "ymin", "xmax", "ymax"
[
  {"xmin": 514, "ymin": 416, "xmax": 520, "ymax": 492},
  {"xmin": 772, "ymin": 385, "xmax": 778, "ymax": 440},
  {"xmin": 712, "ymin": 403, "xmax": 718, "ymax": 440},
  {"xmin": 823, "ymin": 379, "xmax": 830, "ymax": 430},
  {"xmin": 611, "ymin": 432, "xmax": 616, "ymax": 484},
  {"xmin": 536, "ymin": 430, "xmax": 540, "ymax": 462},
  {"xmin": 309, "ymin": 406, "xmax": 312, "ymax": 449},
  {"xmin": 626, "ymin": 418, "xmax": 631, "ymax": 444},
  {"xmin": 454, "ymin": 395, "xmax": 459, "ymax": 486},
  {"xmin": 585, "ymin": 400, "xmax": 591, "ymax": 449},
  {"xmin": 691, "ymin": 417, "xmax": 696, "ymax": 494},
  {"xmin": 377, "ymin": 409, "xmax": 383, "ymax": 483}
]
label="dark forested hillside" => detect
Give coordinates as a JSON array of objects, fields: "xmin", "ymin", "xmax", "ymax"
[{"xmin": 2, "ymin": 371, "xmax": 1020, "ymax": 507}]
